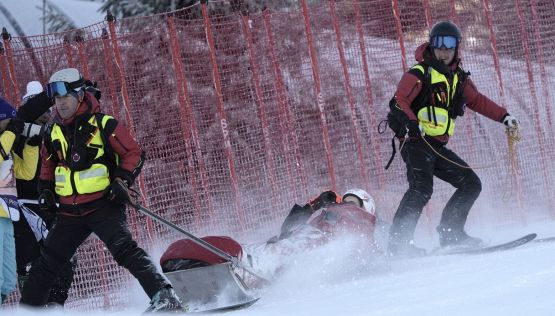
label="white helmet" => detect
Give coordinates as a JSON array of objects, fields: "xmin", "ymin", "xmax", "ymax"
[
  {"xmin": 342, "ymin": 188, "xmax": 376, "ymax": 216},
  {"xmin": 47, "ymin": 68, "xmax": 84, "ymax": 97},
  {"xmin": 22, "ymin": 81, "xmax": 43, "ymax": 101}
]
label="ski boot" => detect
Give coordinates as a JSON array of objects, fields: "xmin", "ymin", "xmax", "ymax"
[
  {"xmin": 438, "ymin": 227, "xmax": 483, "ymax": 249},
  {"xmin": 387, "ymin": 240, "xmax": 427, "ymax": 258}
]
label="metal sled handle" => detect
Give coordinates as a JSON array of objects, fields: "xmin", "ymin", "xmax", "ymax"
[{"xmin": 129, "ymin": 201, "xmax": 270, "ymax": 282}]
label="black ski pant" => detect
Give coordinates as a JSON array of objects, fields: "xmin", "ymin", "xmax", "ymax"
[
  {"xmin": 20, "ymin": 202, "xmax": 169, "ymax": 307},
  {"xmin": 13, "ymin": 203, "xmax": 75, "ymax": 305},
  {"xmin": 389, "ymin": 139, "xmax": 482, "ymax": 246}
]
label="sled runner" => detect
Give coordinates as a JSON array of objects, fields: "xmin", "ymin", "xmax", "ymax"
[{"xmin": 164, "ymin": 262, "xmax": 259, "ymax": 312}]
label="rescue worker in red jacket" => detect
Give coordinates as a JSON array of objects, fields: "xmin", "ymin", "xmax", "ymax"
[
  {"xmin": 19, "ymin": 68, "xmax": 185, "ymax": 312},
  {"xmin": 387, "ymin": 21, "xmax": 519, "ymax": 257}
]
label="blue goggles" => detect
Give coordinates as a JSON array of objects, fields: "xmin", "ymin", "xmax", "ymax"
[
  {"xmin": 46, "ymin": 80, "xmax": 83, "ymax": 98},
  {"xmin": 46, "ymin": 81, "xmax": 71, "ymax": 98},
  {"xmin": 430, "ymin": 36, "xmax": 458, "ymax": 49}
]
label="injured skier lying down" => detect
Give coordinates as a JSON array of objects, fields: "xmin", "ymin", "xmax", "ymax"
[{"xmin": 160, "ymin": 189, "xmax": 386, "ymax": 287}]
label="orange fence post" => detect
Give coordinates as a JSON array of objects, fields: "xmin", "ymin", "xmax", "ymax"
[
  {"xmin": 1, "ymin": 29, "xmax": 19, "ymax": 104},
  {"xmin": 300, "ymin": 0, "xmax": 337, "ymax": 191},
  {"xmin": 201, "ymin": 3, "xmax": 246, "ymax": 230},
  {"xmin": 328, "ymin": 0, "xmax": 369, "ymax": 190},
  {"xmin": 166, "ymin": 15, "xmax": 215, "ymax": 229},
  {"xmin": 482, "ymin": 0, "xmax": 528, "ymax": 224},
  {"xmin": 240, "ymin": 15, "xmax": 281, "ymax": 210},
  {"xmin": 262, "ymin": 10, "xmax": 307, "ymax": 200},
  {"xmin": 392, "ymin": 0, "xmax": 408, "ymax": 72},
  {"xmin": 106, "ymin": 12, "xmax": 156, "ymax": 240}
]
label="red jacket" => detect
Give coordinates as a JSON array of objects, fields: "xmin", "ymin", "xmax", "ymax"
[
  {"xmin": 40, "ymin": 92, "xmax": 143, "ymax": 213},
  {"xmin": 394, "ymin": 43, "xmax": 507, "ymax": 143}
]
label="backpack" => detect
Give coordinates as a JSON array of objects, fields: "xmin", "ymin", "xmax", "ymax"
[{"xmin": 381, "ymin": 64, "xmax": 469, "ymax": 170}]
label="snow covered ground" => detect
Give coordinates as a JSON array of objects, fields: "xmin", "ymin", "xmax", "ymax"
[{"xmin": 5, "ymin": 220, "xmax": 555, "ymax": 315}]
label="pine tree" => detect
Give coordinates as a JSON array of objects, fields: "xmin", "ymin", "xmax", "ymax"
[
  {"xmin": 43, "ymin": 1, "xmax": 77, "ymax": 33},
  {"xmin": 99, "ymin": 0, "xmax": 197, "ymax": 18}
]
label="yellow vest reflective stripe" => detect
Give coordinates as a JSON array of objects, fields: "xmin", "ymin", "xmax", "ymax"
[
  {"xmin": 417, "ymin": 107, "xmax": 453, "ymax": 136},
  {"xmin": 411, "ymin": 65, "xmax": 460, "ymax": 136},
  {"xmin": 51, "ymin": 115, "xmax": 113, "ymax": 197}
]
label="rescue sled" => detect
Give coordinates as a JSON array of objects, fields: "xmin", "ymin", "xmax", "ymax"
[
  {"xmin": 165, "ymin": 262, "xmax": 259, "ymax": 312},
  {"xmin": 128, "ymin": 201, "xmax": 265, "ymax": 312}
]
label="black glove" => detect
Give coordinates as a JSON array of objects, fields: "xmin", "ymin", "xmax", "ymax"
[
  {"xmin": 26, "ymin": 134, "xmax": 42, "ymax": 147},
  {"xmin": 106, "ymin": 178, "xmax": 131, "ymax": 204},
  {"xmin": 406, "ymin": 120, "xmax": 422, "ymax": 138},
  {"xmin": 5, "ymin": 118, "xmax": 24, "ymax": 135},
  {"xmin": 38, "ymin": 189, "xmax": 57, "ymax": 212},
  {"xmin": 309, "ymin": 190, "xmax": 339, "ymax": 211}
]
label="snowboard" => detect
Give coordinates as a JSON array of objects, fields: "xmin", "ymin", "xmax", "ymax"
[
  {"xmin": 531, "ymin": 235, "xmax": 555, "ymax": 243},
  {"xmin": 435, "ymin": 233, "xmax": 537, "ymax": 255}
]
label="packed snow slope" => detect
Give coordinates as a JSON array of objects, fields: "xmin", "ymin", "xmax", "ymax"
[{"xmin": 7, "ymin": 221, "xmax": 555, "ymax": 316}]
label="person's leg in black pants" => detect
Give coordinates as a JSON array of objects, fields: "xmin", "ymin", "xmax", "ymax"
[
  {"xmin": 88, "ymin": 204, "xmax": 169, "ymax": 299},
  {"xmin": 434, "ymin": 146, "xmax": 482, "ymax": 247},
  {"xmin": 388, "ymin": 140, "xmax": 437, "ymax": 256},
  {"xmin": 20, "ymin": 215, "xmax": 90, "ymax": 307}
]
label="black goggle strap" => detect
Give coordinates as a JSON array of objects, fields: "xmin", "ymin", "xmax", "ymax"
[{"xmin": 67, "ymin": 77, "xmax": 85, "ymax": 90}]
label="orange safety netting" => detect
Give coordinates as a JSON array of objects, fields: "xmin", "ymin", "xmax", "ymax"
[{"xmin": 2, "ymin": 0, "xmax": 555, "ymax": 310}]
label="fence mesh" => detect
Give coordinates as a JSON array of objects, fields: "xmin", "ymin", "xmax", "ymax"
[{"xmin": 2, "ymin": 0, "xmax": 555, "ymax": 310}]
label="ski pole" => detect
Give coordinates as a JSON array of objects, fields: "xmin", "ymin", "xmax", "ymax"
[{"xmin": 128, "ymin": 200, "xmax": 270, "ymax": 282}]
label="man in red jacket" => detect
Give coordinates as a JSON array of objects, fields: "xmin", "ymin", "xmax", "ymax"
[
  {"xmin": 19, "ymin": 68, "xmax": 185, "ymax": 312},
  {"xmin": 387, "ymin": 21, "xmax": 519, "ymax": 257}
]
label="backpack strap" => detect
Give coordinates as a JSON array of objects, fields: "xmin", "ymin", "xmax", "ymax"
[
  {"xmin": 93, "ymin": 113, "xmax": 118, "ymax": 168},
  {"xmin": 383, "ymin": 64, "xmax": 430, "ymax": 170}
]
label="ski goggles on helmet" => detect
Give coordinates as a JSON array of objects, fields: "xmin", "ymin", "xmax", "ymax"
[
  {"xmin": 46, "ymin": 80, "xmax": 83, "ymax": 98},
  {"xmin": 342, "ymin": 194, "xmax": 364, "ymax": 208},
  {"xmin": 430, "ymin": 35, "xmax": 458, "ymax": 49}
]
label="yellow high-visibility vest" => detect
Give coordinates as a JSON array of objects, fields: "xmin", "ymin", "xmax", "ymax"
[
  {"xmin": 50, "ymin": 114, "xmax": 113, "ymax": 197},
  {"xmin": 411, "ymin": 64, "xmax": 461, "ymax": 137}
]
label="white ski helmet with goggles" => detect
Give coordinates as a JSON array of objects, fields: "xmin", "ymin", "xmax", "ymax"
[
  {"xmin": 46, "ymin": 68, "xmax": 85, "ymax": 98},
  {"xmin": 342, "ymin": 188, "xmax": 376, "ymax": 216}
]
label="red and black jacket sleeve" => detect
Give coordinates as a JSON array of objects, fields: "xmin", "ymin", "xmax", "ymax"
[
  {"xmin": 463, "ymin": 78, "xmax": 508, "ymax": 122},
  {"xmin": 103, "ymin": 118, "xmax": 144, "ymax": 186},
  {"xmin": 38, "ymin": 136, "xmax": 57, "ymax": 192}
]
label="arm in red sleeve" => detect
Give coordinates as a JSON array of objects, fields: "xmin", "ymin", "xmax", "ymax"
[
  {"xmin": 106, "ymin": 119, "xmax": 144, "ymax": 186},
  {"xmin": 394, "ymin": 72, "xmax": 423, "ymax": 121},
  {"xmin": 463, "ymin": 78, "xmax": 508, "ymax": 122},
  {"xmin": 39, "ymin": 143, "xmax": 56, "ymax": 182}
]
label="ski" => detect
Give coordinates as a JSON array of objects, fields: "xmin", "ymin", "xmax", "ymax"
[
  {"xmin": 436, "ymin": 233, "xmax": 537, "ymax": 255},
  {"xmin": 191, "ymin": 298, "xmax": 260, "ymax": 314}
]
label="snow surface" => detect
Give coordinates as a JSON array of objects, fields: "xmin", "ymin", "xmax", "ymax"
[{"xmin": 5, "ymin": 220, "xmax": 555, "ymax": 315}]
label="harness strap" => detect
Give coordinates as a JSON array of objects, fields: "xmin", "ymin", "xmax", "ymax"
[
  {"xmin": 384, "ymin": 137, "xmax": 397, "ymax": 170},
  {"xmin": 0, "ymin": 143, "xmax": 9, "ymax": 161}
]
